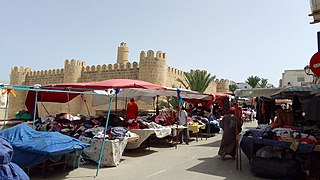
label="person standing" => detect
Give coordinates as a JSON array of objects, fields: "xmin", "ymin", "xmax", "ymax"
[
  {"xmin": 126, "ymin": 98, "xmax": 138, "ymax": 120},
  {"xmin": 218, "ymin": 107, "xmax": 242, "ymax": 159},
  {"xmin": 177, "ymin": 107, "xmax": 189, "ymax": 145}
]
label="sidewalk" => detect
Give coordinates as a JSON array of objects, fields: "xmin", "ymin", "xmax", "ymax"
[{"xmin": 31, "ymin": 120, "xmax": 265, "ymax": 180}]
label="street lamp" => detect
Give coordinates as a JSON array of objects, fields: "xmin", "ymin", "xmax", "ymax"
[
  {"xmin": 304, "ymin": 65, "xmax": 312, "ymax": 75},
  {"xmin": 304, "ymin": 65, "xmax": 319, "ymax": 83}
]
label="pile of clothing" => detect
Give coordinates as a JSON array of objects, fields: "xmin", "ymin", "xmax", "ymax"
[
  {"xmin": 35, "ymin": 113, "xmax": 127, "ymax": 141},
  {"xmin": 245, "ymin": 124, "xmax": 319, "ymax": 145}
]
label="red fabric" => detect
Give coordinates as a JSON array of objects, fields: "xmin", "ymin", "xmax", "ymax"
[
  {"xmin": 127, "ymin": 101, "xmax": 138, "ymax": 120},
  {"xmin": 25, "ymin": 90, "xmax": 80, "ymax": 118},
  {"xmin": 299, "ymin": 138, "xmax": 317, "ymax": 144},
  {"xmin": 261, "ymin": 102, "xmax": 265, "ymax": 114},
  {"xmin": 235, "ymin": 106, "xmax": 242, "ymax": 119},
  {"xmin": 183, "ymin": 94, "xmax": 215, "ymax": 109},
  {"xmin": 165, "ymin": 112, "xmax": 176, "ymax": 125},
  {"xmin": 217, "ymin": 99, "xmax": 224, "ymax": 109}
]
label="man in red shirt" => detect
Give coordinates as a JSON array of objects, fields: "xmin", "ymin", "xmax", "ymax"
[{"xmin": 126, "ymin": 98, "xmax": 138, "ymax": 120}]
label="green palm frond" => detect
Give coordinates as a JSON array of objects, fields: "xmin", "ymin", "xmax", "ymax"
[
  {"xmin": 176, "ymin": 70, "xmax": 215, "ymax": 93},
  {"xmin": 246, "ymin": 76, "xmax": 261, "ymax": 88}
]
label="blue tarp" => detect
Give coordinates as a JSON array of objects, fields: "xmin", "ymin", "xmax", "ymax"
[
  {"xmin": 0, "ymin": 136, "xmax": 29, "ymax": 180},
  {"xmin": 0, "ymin": 124, "xmax": 90, "ymax": 168}
]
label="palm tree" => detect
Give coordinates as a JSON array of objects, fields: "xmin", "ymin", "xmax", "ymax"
[
  {"xmin": 159, "ymin": 96, "xmax": 178, "ymax": 109},
  {"xmin": 259, "ymin": 78, "xmax": 268, "ymax": 88},
  {"xmin": 246, "ymin": 76, "xmax": 261, "ymax": 88},
  {"xmin": 177, "ymin": 70, "xmax": 215, "ymax": 93},
  {"xmin": 229, "ymin": 84, "xmax": 238, "ymax": 93}
]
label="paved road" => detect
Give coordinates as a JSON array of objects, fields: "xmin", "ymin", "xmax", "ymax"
[{"xmin": 31, "ymin": 121, "xmax": 265, "ymax": 180}]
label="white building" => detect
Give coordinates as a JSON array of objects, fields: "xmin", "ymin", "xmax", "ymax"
[
  {"xmin": 280, "ymin": 69, "xmax": 313, "ymax": 87},
  {"xmin": 236, "ymin": 82, "xmax": 252, "ymax": 90}
]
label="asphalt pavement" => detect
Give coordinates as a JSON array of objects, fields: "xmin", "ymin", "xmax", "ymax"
[{"xmin": 30, "ymin": 120, "xmax": 266, "ymax": 180}]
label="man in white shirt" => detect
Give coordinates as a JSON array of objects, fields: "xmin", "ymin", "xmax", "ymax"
[{"xmin": 177, "ymin": 107, "xmax": 189, "ymax": 145}]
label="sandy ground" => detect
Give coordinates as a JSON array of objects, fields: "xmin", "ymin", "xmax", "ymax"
[{"xmin": 30, "ymin": 120, "xmax": 266, "ymax": 180}]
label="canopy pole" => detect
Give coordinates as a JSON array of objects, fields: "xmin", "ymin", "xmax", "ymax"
[
  {"xmin": 67, "ymin": 92, "xmax": 71, "ymax": 113},
  {"xmin": 81, "ymin": 94, "xmax": 91, "ymax": 116},
  {"xmin": 32, "ymin": 91, "xmax": 39, "ymax": 129},
  {"xmin": 156, "ymin": 95, "xmax": 159, "ymax": 115},
  {"xmin": 115, "ymin": 93, "xmax": 118, "ymax": 115},
  {"xmin": 175, "ymin": 89, "xmax": 181, "ymax": 149},
  {"xmin": 95, "ymin": 89, "xmax": 118, "ymax": 177},
  {"xmin": 40, "ymin": 102, "xmax": 50, "ymax": 116},
  {"xmin": 3, "ymin": 93, "xmax": 9, "ymax": 129},
  {"xmin": 125, "ymin": 97, "xmax": 128, "ymax": 111}
]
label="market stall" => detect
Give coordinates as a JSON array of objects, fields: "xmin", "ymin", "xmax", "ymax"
[
  {"xmin": 24, "ymin": 79, "xmax": 166, "ymax": 171},
  {"xmin": 92, "ymin": 87, "xmax": 212, "ymax": 149},
  {"xmin": 239, "ymin": 84, "xmax": 320, "ymax": 179}
]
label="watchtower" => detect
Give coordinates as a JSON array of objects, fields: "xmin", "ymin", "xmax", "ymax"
[
  {"xmin": 138, "ymin": 50, "xmax": 167, "ymax": 86},
  {"xmin": 117, "ymin": 42, "xmax": 129, "ymax": 64},
  {"xmin": 63, "ymin": 59, "xmax": 85, "ymax": 83},
  {"xmin": 8, "ymin": 66, "xmax": 32, "ymax": 118}
]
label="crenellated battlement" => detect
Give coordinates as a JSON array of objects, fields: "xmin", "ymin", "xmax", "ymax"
[
  {"xmin": 215, "ymin": 79, "xmax": 230, "ymax": 93},
  {"xmin": 140, "ymin": 50, "xmax": 166, "ymax": 61},
  {"xmin": 64, "ymin": 59, "xmax": 86, "ymax": 67},
  {"xmin": 139, "ymin": 49, "xmax": 167, "ymax": 86},
  {"xmin": 215, "ymin": 79, "xmax": 229, "ymax": 84},
  {"xmin": 167, "ymin": 66, "xmax": 184, "ymax": 76},
  {"xmin": 82, "ymin": 61, "xmax": 139, "ymax": 72},
  {"xmin": 26, "ymin": 68, "xmax": 64, "ymax": 77},
  {"xmin": 11, "ymin": 66, "xmax": 32, "ymax": 74}
]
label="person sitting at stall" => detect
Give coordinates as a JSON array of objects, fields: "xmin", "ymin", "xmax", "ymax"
[
  {"xmin": 155, "ymin": 110, "xmax": 166, "ymax": 125},
  {"xmin": 164, "ymin": 108, "xmax": 176, "ymax": 125},
  {"xmin": 218, "ymin": 107, "xmax": 242, "ymax": 160},
  {"xmin": 187, "ymin": 104, "xmax": 194, "ymax": 114},
  {"xmin": 126, "ymin": 98, "xmax": 138, "ymax": 120}
]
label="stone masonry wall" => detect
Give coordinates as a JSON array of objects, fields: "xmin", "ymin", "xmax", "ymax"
[
  {"xmin": 81, "ymin": 62, "xmax": 139, "ymax": 82},
  {"xmin": 166, "ymin": 66, "xmax": 185, "ymax": 88}
]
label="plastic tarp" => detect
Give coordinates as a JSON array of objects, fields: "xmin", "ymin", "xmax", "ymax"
[
  {"xmin": 0, "ymin": 136, "xmax": 29, "ymax": 180},
  {"xmin": 0, "ymin": 124, "xmax": 90, "ymax": 168}
]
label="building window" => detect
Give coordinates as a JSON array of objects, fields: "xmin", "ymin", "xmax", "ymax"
[{"xmin": 297, "ymin": 76, "xmax": 305, "ymax": 82}]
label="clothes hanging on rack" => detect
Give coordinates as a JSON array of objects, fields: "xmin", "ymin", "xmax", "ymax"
[{"xmin": 255, "ymin": 97, "xmax": 275, "ymax": 125}]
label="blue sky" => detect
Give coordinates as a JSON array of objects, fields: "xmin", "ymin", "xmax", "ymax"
[{"xmin": 0, "ymin": 1, "xmax": 319, "ymax": 86}]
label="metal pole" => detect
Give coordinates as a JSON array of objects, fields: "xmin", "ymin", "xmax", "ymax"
[
  {"xmin": 115, "ymin": 93, "xmax": 118, "ymax": 115},
  {"xmin": 175, "ymin": 90, "xmax": 181, "ymax": 149},
  {"xmin": 156, "ymin": 95, "xmax": 159, "ymax": 115},
  {"xmin": 3, "ymin": 93, "xmax": 9, "ymax": 129},
  {"xmin": 317, "ymin": 31, "xmax": 320, "ymax": 52},
  {"xmin": 95, "ymin": 97, "xmax": 113, "ymax": 178},
  {"xmin": 32, "ymin": 91, "xmax": 39, "ymax": 129}
]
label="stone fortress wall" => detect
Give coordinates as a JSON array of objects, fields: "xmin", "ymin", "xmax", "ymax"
[{"xmin": 8, "ymin": 42, "xmax": 229, "ymax": 117}]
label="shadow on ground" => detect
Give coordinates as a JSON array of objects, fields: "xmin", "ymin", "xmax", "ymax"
[
  {"xmin": 194, "ymin": 139, "xmax": 221, "ymax": 147},
  {"xmin": 123, "ymin": 149, "xmax": 157, "ymax": 157},
  {"xmin": 186, "ymin": 154, "xmax": 263, "ymax": 180}
]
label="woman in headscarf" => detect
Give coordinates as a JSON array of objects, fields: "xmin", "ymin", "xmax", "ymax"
[{"xmin": 218, "ymin": 107, "xmax": 242, "ymax": 159}]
